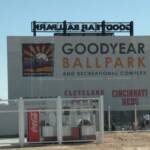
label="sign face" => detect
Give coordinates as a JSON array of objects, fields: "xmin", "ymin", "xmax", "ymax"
[
  {"xmin": 22, "ymin": 43, "xmax": 54, "ymax": 76},
  {"xmin": 27, "ymin": 111, "xmax": 40, "ymax": 142},
  {"xmin": 7, "ymin": 36, "xmax": 150, "ymax": 110},
  {"xmin": 54, "ymin": 36, "xmax": 147, "ymax": 80},
  {"xmin": 31, "ymin": 21, "xmax": 133, "ymax": 35}
]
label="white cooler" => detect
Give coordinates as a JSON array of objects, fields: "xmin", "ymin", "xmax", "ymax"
[
  {"xmin": 63, "ymin": 126, "xmax": 71, "ymax": 136},
  {"xmin": 42, "ymin": 126, "xmax": 56, "ymax": 137},
  {"xmin": 81, "ymin": 125, "xmax": 96, "ymax": 136}
]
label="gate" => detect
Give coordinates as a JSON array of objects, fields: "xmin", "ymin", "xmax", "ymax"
[{"xmin": 0, "ymin": 96, "xmax": 104, "ymax": 147}]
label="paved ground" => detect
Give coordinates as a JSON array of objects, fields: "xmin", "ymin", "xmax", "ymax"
[
  {"xmin": 1, "ymin": 132, "xmax": 150, "ymax": 150},
  {"xmin": 0, "ymin": 138, "xmax": 19, "ymax": 147}
]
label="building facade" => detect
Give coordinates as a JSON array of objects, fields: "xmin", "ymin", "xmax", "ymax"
[{"xmin": 7, "ymin": 36, "xmax": 150, "ymax": 110}]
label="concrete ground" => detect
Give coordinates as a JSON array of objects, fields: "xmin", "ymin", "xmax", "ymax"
[
  {"xmin": 1, "ymin": 132, "xmax": 150, "ymax": 150},
  {"xmin": 0, "ymin": 138, "xmax": 19, "ymax": 147}
]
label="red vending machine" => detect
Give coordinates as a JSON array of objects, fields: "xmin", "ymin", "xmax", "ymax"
[{"xmin": 27, "ymin": 111, "xmax": 40, "ymax": 142}]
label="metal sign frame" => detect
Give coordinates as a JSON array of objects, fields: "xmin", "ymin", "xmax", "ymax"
[{"xmin": 31, "ymin": 20, "xmax": 134, "ymax": 36}]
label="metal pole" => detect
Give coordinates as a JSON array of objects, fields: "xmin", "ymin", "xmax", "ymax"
[
  {"xmin": 63, "ymin": 20, "xmax": 67, "ymax": 35},
  {"xmin": 130, "ymin": 21, "xmax": 134, "ymax": 36},
  {"xmin": 18, "ymin": 97, "xmax": 25, "ymax": 147},
  {"xmin": 96, "ymin": 96, "xmax": 104, "ymax": 143},
  {"xmin": 102, "ymin": 20, "xmax": 105, "ymax": 35},
  {"xmin": 134, "ymin": 104, "xmax": 138, "ymax": 130},
  {"xmin": 108, "ymin": 105, "xmax": 111, "ymax": 131},
  {"xmin": 57, "ymin": 96, "xmax": 63, "ymax": 144},
  {"xmin": 32, "ymin": 20, "xmax": 36, "ymax": 36},
  {"xmin": 100, "ymin": 96, "xmax": 104, "ymax": 143}
]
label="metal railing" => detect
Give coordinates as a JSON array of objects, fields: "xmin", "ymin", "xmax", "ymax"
[
  {"xmin": 106, "ymin": 104, "xmax": 150, "ymax": 131},
  {"xmin": 0, "ymin": 96, "xmax": 104, "ymax": 147}
]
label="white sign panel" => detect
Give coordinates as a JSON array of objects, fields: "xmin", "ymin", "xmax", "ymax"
[
  {"xmin": 54, "ymin": 36, "xmax": 148, "ymax": 80},
  {"xmin": 7, "ymin": 36, "xmax": 150, "ymax": 110}
]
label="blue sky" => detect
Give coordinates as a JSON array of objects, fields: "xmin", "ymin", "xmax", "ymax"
[{"xmin": 0, "ymin": 0, "xmax": 150, "ymax": 99}]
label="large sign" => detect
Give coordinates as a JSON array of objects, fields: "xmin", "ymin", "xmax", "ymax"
[
  {"xmin": 31, "ymin": 21, "xmax": 133, "ymax": 36},
  {"xmin": 55, "ymin": 36, "xmax": 147, "ymax": 80},
  {"xmin": 7, "ymin": 36, "xmax": 150, "ymax": 110}
]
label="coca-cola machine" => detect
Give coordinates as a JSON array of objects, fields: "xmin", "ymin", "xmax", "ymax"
[{"xmin": 27, "ymin": 110, "xmax": 40, "ymax": 142}]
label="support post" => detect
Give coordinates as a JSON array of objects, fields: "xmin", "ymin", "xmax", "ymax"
[
  {"xmin": 57, "ymin": 96, "xmax": 63, "ymax": 144},
  {"xmin": 32, "ymin": 21, "xmax": 37, "ymax": 36},
  {"xmin": 102, "ymin": 20, "xmax": 105, "ymax": 35},
  {"xmin": 63, "ymin": 20, "xmax": 67, "ymax": 35},
  {"xmin": 108, "ymin": 105, "xmax": 111, "ymax": 131},
  {"xmin": 18, "ymin": 97, "xmax": 25, "ymax": 147},
  {"xmin": 134, "ymin": 104, "xmax": 138, "ymax": 130},
  {"xmin": 96, "ymin": 96, "xmax": 104, "ymax": 143},
  {"xmin": 130, "ymin": 21, "xmax": 134, "ymax": 36}
]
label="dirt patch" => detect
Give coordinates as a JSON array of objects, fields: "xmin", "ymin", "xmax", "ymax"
[{"xmin": 2, "ymin": 132, "xmax": 150, "ymax": 150}]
